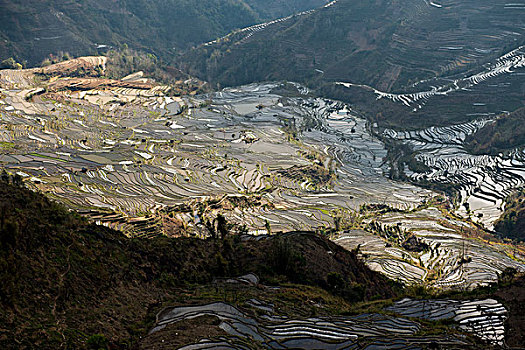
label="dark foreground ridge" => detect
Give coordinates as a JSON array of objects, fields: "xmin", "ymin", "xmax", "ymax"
[{"xmin": 0, "ymin": 175, "xmax": 396, "ymax": 348}]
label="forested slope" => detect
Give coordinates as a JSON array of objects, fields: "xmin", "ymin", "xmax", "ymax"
[{"xmin": 0, "ymin": 0, "xmax": 327, "ymax": 66}]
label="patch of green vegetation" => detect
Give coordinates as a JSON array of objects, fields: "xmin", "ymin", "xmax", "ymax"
[
  {"xmin": 0, "ymin": 141, "xmax": 15, "ymax": 149},
  {"xmin": 86, "ymin": 334, "xmax": 109, "ymax": 350},
  {"xmin": 365, "ymin": 221, "xmax": 429, "ymax": 254},
  {"xmin": 360, "ymin": 203, "xmax": 404, "ymax": 215},
  {"xmin": 28, "ymin": 152, "xmax": 67, "ymax": 162},
  {"xmin": 276, "ymin": 164, "xmax": 332, "ymax": 186},
  {"xmin": 0, "ymin": 57, "xmax": 22, "ymax": 69}
]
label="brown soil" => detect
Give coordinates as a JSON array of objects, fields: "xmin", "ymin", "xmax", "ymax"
[
  {"xmin": 47, "ymin": 77, "xmax": 153, "ymax": 91},
  {"xmin": 137, "ymin": 315, "xmax": 227, "ymax": 350}
]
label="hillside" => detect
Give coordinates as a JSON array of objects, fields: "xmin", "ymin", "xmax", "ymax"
[
  {"xmin": 2, "ymin": 0, "xmax": 524, "ymax": 129},
  {"xmin": 2, "ymin": 175, "xmax": 525, "ymax": 348},
  {"xmin": 1, "ymin": 58, "xmax": 523, "ymax": 288},
  {"xmin": 181, "ymin": 0, "xmax": 525, "ymax": 89},
  {"xmin": 0, "ymin": 0, "xmax": 327, "ymax": 66},
  {"xmin": 0, "ymin": 174, "xmax": 397, "ymax": 348},
  {"xmin": 466, "ymin": 107, "xmax": 525, "ymax": 155},
  {"xmin": 179, "ymin": 0, "xmax": 525, "ymax": 129}
]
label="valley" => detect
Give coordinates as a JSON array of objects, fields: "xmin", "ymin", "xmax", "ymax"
[
  {"xmin": 180, "ymin": 0, "xmax": 525, "ymax": 130},
  {"xmin": 1, "ymin": 0, "xmax": 525, "ymax": 347}
]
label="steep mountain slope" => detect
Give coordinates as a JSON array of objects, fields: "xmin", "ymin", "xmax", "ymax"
[
  {"xmin": 179, "ymin": 0, "xmax": 525, "ymax": 128},
  {"xmin": 0, "ymin": 0, "xmax": 327, "ymax": 66},
  {"xmin": 182, "ymin": 0, "xmax": 525, "ymax": 89}
]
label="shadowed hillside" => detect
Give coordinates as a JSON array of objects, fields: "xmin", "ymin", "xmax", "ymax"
[
  {"xmin": 0, "ymin": 172, "xmax": 396, "ymax": 348},
  {"xmin": 466, "ymin": 107, "xmax": 525, "ymax": 155},
  {"xmin": 181, "ymin": 0, "xmax": 524, "ymax": 90},
  {"xmin": 4, "ymin": 172, "xmax": 525, "ymax": 348},
  {"xmin": 0, "ymin": 0, "xmax": 327, "ymax": 66},
  {"xmin": 494, "ymin": 189, "xmax": 525, "ymax": 242}
]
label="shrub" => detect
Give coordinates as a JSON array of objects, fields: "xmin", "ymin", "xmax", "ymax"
[
  {"xmin": 326, "ymin": 272, "xmax": 345, "ymax": 292},
  {"xmin": 213, "ymin": 251, "xmax": 229, "ymax": 276},
  {"xmin": 268, "ymin": 237, "xmax": 304, "ymax": 280},
  {"xmin": 86, "ymin": 334, "xmax": 108, "ymax": 350},
  {"xmin": 0, "ymin": 58, "xmax": 18, "ymax": 69}
]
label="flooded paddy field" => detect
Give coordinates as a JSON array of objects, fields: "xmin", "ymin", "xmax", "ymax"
[
  {"xmin": 0, "ymin": 67, "xmax": 523, "ymax": 289},
  {"xmin": 0, "ymin": 82, "xmax": 429, "ymax": 233},
  {"xmin": 387, "ymin": 297, "xmax": 507, "ymax": 345},
  {"xmin": 150, "ymin": 301, "xmax": 461, "ymax": 349},
  {"xmin": 384, "ymin": 119, "xmax": 525, "ymax": 229},
  {"xmin": 336, "ymin": 207, "xmax": 523, "ymax": 288},
  {"xmin": 146, "ymin": 290, "xmax": 506, "ymax": 349}
]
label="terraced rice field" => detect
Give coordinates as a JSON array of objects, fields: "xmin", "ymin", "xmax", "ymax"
[
  {"xmin": 0, "ymin": 81, "xmax": 429, "ymax": 235},
  {"xmin": 384, "ymin": 119, "xmax": 525, "ymax": 229},
  {"xmin": 1, "ymin": 66, "xmax": 523, "ymax": 289},
  {"xmin": 203, "ymin": 0, "xmax": 339, "ymax": 47},
  {"xmin": 150, "ymin": 289, "xmax": 505, "ymax": 349},
  {"xmin": 336, "ymin": 208, "xmax": 524, "ymax": 288},
  {"xmin": 387, "ymin": 298, "xmax": 507, "ymax": 344},
  {"xmin": 151, "ymin": 301, "xmax": 471, "ymax": 349},
  {"xmin": 337, "ymin": 45, "xmax": 525, "ymax": 110}
]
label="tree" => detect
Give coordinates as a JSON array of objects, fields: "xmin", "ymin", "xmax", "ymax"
[
  {"xmin": 0, "ymin": 58, "xmax": 19, "ymax": 69},
  {"xmin": 216, "ymin": 214, "xmax": 229, "ymax": 240},
  {"xmin": 41, "ymin": 58, "xmax": 52, "ymax": 67},
  {"xmin": 12, "ymin": 174, "xmax": 23, "ymax": 187},
  {"xmin": 327, "ymin": 271, "xmax": 346, "ymax": 292},
  {"xmin": 0, "ymin": 170, "xmax": 9, "ymax": 183}
]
